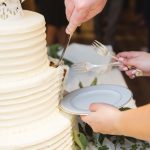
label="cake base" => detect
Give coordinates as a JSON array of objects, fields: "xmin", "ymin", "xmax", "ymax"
[{"xmin": 0, "ymin": 112, "xmax": 74, "ymax": 149}]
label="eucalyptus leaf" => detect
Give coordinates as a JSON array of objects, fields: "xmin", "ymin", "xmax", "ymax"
[
  {"xmin": 63, "ymin": 58, "xmax": 73, "ymax": 66},
  {"xmin": 90, "ymin": 77, "xmax": 98, "ymax": 86},
  {"xmin": 98, "ymin": 145, "xmax": 109, "ymax": 150},
  {"xmin": 47, "ymin": 44, "xmax": 73, "ymax": 66},
  {"xmin": 119, "ymin": 107, "xmax": 131, "ymax": 111},
  {"xmin": 48, "ymin": 44, "xmax": 60, "ymax": 58},
  {"xmin": 130, "ymin": 144, "xmax": 138, "ymax": 150},
  {"xmin": 93, "ymin": 133, "xmax": 101, "ymax": 147},
  {"xmin": 79, "ymin": 82, "xmax": 84, "ymax": 88},
  {"xmin": 73, "ymin": 130, "xmax": 88, "ymax": 150}
]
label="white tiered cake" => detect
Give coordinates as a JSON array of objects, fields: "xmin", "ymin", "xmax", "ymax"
[{"xmin": 0, "ymin": 2, "xmax": 74, "ymax": 150}]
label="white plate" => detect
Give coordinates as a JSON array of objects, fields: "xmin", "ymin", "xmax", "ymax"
[{"xmin": 60, "ymin": 84, "xmax": 132, "ymax": 115}]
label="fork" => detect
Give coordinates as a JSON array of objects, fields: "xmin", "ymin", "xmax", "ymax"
[
  {"xmin": 92, "ymin": 40, "xmax": 118, "ymax": 60},
  {"xmin": 92, "ymin": 40, "xmax": 143, "ymax": 77},
  {"xmin": 72, "ymin": 61, "xmax": 121, "ymax": 73}
]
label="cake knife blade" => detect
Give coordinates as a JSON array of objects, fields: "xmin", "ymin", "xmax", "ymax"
[{"xmin": 57, "ymin": 35, "xmax": 72, "ymax": 66}]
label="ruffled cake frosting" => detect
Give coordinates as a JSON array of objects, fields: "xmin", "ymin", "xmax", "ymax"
[{"xmin": 0, "ymin": 10, "xmax": 74, "ymax": 149}]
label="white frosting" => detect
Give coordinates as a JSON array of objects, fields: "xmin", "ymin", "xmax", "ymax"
[
  {"xmin": 0, "ymin": 10, "xmax": 74, "ymax": 149},
  {"xmin": 0, "ymin": 10, "xmax": 45, "ymax": 34},
  {"xmin": 0, "ymin": 10, "xmax": 49, "ymax": 80},
  {"xmin": 0, "ymin": 113, "xmax": 74, "ymax": 149},
  {"xmin": 0, "ymin": 68, "xmax": 64, "ymax": 127}
]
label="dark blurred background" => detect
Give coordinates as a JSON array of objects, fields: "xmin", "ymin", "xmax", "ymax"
[{"xmin": 23, "ymin": 0, "xmax": 150, "ymax": 107}]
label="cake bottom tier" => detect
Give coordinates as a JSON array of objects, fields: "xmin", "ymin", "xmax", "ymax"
[{"xmin": 0, "ymin": 112, "xmax": 74, "ymax": 150}]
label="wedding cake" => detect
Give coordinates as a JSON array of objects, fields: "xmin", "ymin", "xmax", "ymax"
[{"xmin": 0, "ymin": 0, "xmax": 74, "ymax": 149}]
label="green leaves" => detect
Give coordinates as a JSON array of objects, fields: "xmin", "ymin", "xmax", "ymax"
[
  {"xmin": 119, "ymin": 107, "xmax": 131, "ymax": 111},
  {"xmin": 48, "ymin": 44, "xmax": 60, "ymax": 58},
  {"xmin": 47, "ymin": 44, "xmax": 73, "ymax": 66},
  {"xmin": 90, "ymin": 77, "xmax": 98, "ymax": 86},
  {"xmin": 77, "ymin": 77, "xmax": 150, "ymax": 150},
  {"xmin": 79, "ymin": 82, "xmax": 84, "ymax": 88},
  {"xmin": 98, "ymin": 146, "xmax": 109, "ymax": 150},
  {"xmin": 73, "ymin": 130, "xmax": 88, "ymax": 150},
  {"xmin": 79, "ymin": 77, "xmax": 98, "ymax": 89}
]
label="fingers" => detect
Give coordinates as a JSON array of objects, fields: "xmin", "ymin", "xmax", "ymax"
[
  {"xmin": 89, "ymin": 103, "xmax": 102, "ymax": 112},
  {"xmin": 65, "ymin": 0, "xmax": 107, "ymax": 35},
  {"xmin": 66, "ymin": 22, "xmax": 77, "ymax": 35},
  {"xmin": 89, "ymin": 103, "xmax": 114, "ymax": 111},
  {"xmin": 123, "ymin": 58, "xmax": 138, "ymax": 68},
  {"xmin": 66, "ymin": 4, "xmax": 89, "ymax": 35},
  {"xmin": 119, "ymin": 63, "xmax": 137, "ymax": 79},
  {"xmin": 117, "ymin": 55, "xmax": 138, "ymax": 68},
  {"xmin": 119, "ymin": 65, "xmax": 128, "ymax": 71},
  {"xmin": 66, "ymin": 9, "xmax": 86, "ymax": 34},
  {"xmin": 84, "ymin": 7, "xmax": 103, "ymax": 22},
  {"xmin": 80, "ymin": 115, "xmax": 89, "ymax": 123},
  {"xmin": 124, "ymin": 69, "xmax": 143, "ymax": 79},
  {"xmin": 65, "ymin": 0, "xmax": 75, "ymax": 21},
  {"xmin": 116, "ymin": 51, "xmax": 140, "ymax": 59},
  {"xmin": 116, "ymin": 52, "xmax": 143, "ymax": 78},
  {"xmin": 81, "ymin": 103, "xmax": 106, "ymax": 123},
  {"xmin": 125, "ymin": 69, "xmax": 136, "ymax": 79}
]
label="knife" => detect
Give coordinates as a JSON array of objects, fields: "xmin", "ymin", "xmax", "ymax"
[{"xmin": 57, "ymin": 34, "xmax": 72, "ymax": 66}]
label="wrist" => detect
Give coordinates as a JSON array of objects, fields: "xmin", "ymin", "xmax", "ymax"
[{"xmin": 113, "ymin": 111, "xmax": 124, "ymax": 135}]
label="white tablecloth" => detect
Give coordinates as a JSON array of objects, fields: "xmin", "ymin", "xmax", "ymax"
[
  {"xmin": 62, "ymin": 43, "xmax": 142, "ymax": 149},
  {"xmin": 65, "ymin": 67, "xmax": 136, "ymax": 108}
]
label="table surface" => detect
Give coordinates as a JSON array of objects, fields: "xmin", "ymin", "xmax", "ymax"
[
  {"xmin": 62, "ymin": 43, "xmax": 136, "ymax": 108},
  {"xmin": 65, "ymin": 66, "xmax": 136, "ymax": 109}
]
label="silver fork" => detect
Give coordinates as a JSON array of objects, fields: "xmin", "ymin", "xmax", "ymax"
[
  {"xmin": 72, "ymin": 61, "xmax": 121, "ymax": 73},
  {"xmin": 92, "ymin": 40, "xmax": 143, "ymax": 77},
  {"xmin": 92, "ymin": 40, "xmax": 118, "ymax": 60}
]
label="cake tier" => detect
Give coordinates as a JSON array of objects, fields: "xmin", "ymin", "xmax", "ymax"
[
  {"xmin": 0, "ymin": 10, "xmax": 49, "ymax": 80},
  {"xmin": 0, "ymin": 113, "xmax": 74, "ymax": 150},
  {"xmin": 0, "ymin": 8, "xmax": 74, "ymax": 150},
  {"xmin": 0, "ymin": 67, "xmax": 64, "ymax": 127}
]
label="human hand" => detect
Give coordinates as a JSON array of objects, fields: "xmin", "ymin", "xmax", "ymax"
[
  {"xmin": 65, "ymin": 0, "xmax": 107, "ymax": 35},
  {"xmin": 81, "ymin": 103, "xmax": 121, "ymax": 135},
  {"xmin": 117, "ymin": 51, "xmax": 150, "ymax": 78}
]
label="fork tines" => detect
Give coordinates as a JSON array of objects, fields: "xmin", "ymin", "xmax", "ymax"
[
  {"xmin": 92, "ymin": 40, "xmax": 108, "ymax": 56},
  {"xmin": 92, "ymin": 40, "xmax": 105, "ymax": 49},
  {"xmin": 71, "ymin": 63, "xmax": 87, "ymax": 72}
]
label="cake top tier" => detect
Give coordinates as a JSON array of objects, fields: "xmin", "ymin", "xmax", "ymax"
[
  {"xmin": 0, "ymin": 0, "xmax": 25, "ymax": 20},
  {"xmin": 0, "ymin": 10, "xmax": 48, "ymax": 81},
  {"xmin": 0, "ymin": 10, "xmax": 45, "ymax": 34}
]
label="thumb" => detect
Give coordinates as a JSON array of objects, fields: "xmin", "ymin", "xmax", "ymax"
[
  {"xmin": 65, "ymin": 0, "xmax": 75, "ymax": 21},
  {"xmin": 81, "ymin": 103, "xmax": 101, "ymax": 123},
  {"xmin": 117, "ymin": 51, "xmax": 140, "ymax": 59},
  {"xmin": 66, "ymin": 8, "xmax": 79, "ymax": 34},
  {"xmin": 89, "ymin": 103, "xmax": 103, "ymax": 112},
  {"xmin": 80, "ymin": 115, "xmax": 89, "ymax": 123}
]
